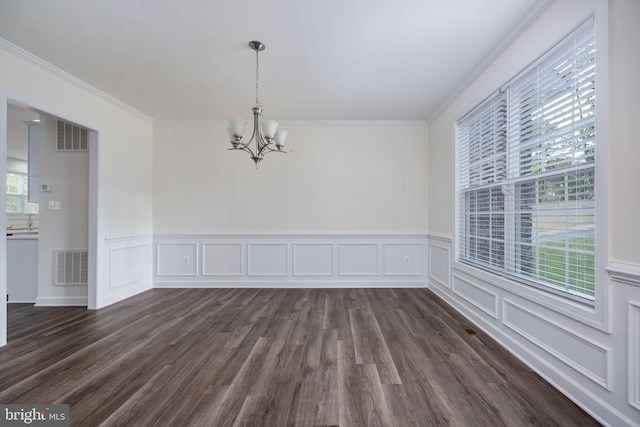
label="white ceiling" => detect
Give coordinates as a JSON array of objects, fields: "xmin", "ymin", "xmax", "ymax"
[{"xmin": 0, "ymin": 0, "xmax": 542, "ymax": 121}]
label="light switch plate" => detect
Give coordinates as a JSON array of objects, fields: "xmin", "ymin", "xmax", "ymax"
[{"xmin": 48, "ymin": 201, "xmax": 61, "ymax": 210}]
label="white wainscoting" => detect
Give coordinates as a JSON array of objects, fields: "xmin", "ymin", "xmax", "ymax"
[
  {"xmin": 153, "ymin": 234, "xmax": 428, "ymax": 288},
  {"xmin": 426, "ymin": 234, "xmax": 640, "ymax": 427},
  {"xmin": 293, "ymin": 243, "xmax": 333, "ymax": 276},
  {"xmin": 248, "ymin": 243, "xmax": 288, "ymax": 276},
  {"xmin": 502, "ymin": 299, "xmax": 611, "ymax": 390},
  {"xmin": 338, "ymin": 243, "xmax": 378, "ymax": 276},
  {"xmin": 383, "ymin": 243, "xmax": 424, "ymax": 276},
  {"xmin": 452, "ymin": 272, "xmax": 498, "ymax": 319},
  {"xmin": 203, "ymin": 243, "xmax": 243, "ymax": 276},
  {"xmin": 101, "ymin": 235, "xmax": 153, "ymax": 307},
  {"xmin": 156, "ymin": 242, "xmax": 198, "ymax": 276},
  {"xmin": 630, "ymin": 301, "xmax": 640, "ymax": 411},
  {"xmin": 607, "ymin": 261, "xmax": 640, "ymax": 287},
  {"xmin": 428, "ymin": 236, "xmax": 451, "ymax": 289}
]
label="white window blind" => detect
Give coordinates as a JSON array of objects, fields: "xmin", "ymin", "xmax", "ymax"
[
  {"xmin": 458, "ymin": 92, "xmax": 507, "ymax": 271},
  {"xmin": 457, "ymin": 20, "xmax": 596, "ymax": 301}
]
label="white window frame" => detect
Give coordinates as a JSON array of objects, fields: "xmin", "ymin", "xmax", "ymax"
[
  {"xmin": 6, "ymin": 171, "xmax": 38, "ymax": 216},
  {"xmin": 454, "ymin": 2, "xmax": 609, "ymax": 331}
]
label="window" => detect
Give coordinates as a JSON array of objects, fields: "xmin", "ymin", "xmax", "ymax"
[
  {"xmin": 457, "ymin": 20, "xmax": 596, "ymax": 302},
  {"xmin": 6, "ymin": 172, "xmax": 39, "ymax": 214}
]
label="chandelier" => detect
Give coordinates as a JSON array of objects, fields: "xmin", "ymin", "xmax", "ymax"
[{"xmin": 227, "ymin": 41, "xmax": 288, "ymax": 166}]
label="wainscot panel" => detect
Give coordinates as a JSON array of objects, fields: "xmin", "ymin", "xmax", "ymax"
[
  {"xmin": 338, "ymin": 243, "xmax": 378, "ymax": 276},
  {"xmin": 110, "ymin": 244, "xmax": 150, "ymax": 289},
  {"xmin": 428, "ymin": 238, "xmax": 451, "ymax": 289},
  {"xmin": 248, "ymin": 243, "xmax": 288, "ymax": 276},
  {"xmin": 293, "ymin": 243, "xmax": 333, "ymax": 276},
  {"xmin": 383, "ymin": 243, "xmax": 424, "ymax": 276},
  {"xmin": 202, "ymin": 243, "xmax": 243, "ymax": 276},
  {"xmin": 102, "ymin": 236, "xmax": 153, "ymax": 307},
  {"xmin": 156, "ymin": 242, "xmax": 198, "ymax": 276},
  {"xmin": 153, "ymin": 234, "xmax": 428, "ymax": 287},
  {"xmin": 452, "ymin": 273, "xmax": 498, "ymax": 319},
  {"xmin": 503, "ymin": 299, "xmax": 611, "ymax": 390},
  {"xmin": 630, "ymin": 301, "xmax": 640, "ymax": 410}
]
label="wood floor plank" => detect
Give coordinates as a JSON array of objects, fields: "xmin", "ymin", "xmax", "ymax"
[
  {"xmin": 382, "ymin": 384, "xmax": 422, "ymax": 427},
  {"xmin": 0, "ymin": 288, "xmax": 600, "ymax": 426},
  {"xmin": 97, "ymin": 364, "xmax": 178, "ymax": 426},
  {"xmin": 249, "ymin": 339, "xmax": 305, "ymax": 427},
  {"xmin": 359, "ymin": 363, "xmax": 394, "ymax": 426},
  {"xmin": 0, "ymin": 314, "xmax": 172, "ymax": 403},
  {"xmin": 316, "ymin": 327, "xmax": 339, "ymax": 425},
  {"xmin": 337, "ymin": 339, "xmax": 366, "ymax": 426},
  {"xmin": 204, "ymin": 336, "xmax": 270, "ymax": 426}
]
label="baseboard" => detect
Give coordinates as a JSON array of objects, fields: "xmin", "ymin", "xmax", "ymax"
[
  {"xmin": 153, "ymin": 280, "xmax": 428, "ymax": 289},
  {"xmin": 34, "ymin": 296, "xmax": 88, "ymax": 306},
  {"xmin": 98, "ymin": 279, "xmax": 153, "ymax": 308}
]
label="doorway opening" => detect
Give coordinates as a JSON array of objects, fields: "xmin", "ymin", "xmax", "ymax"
[{"xmin": 2, "ymin": 97, "xmax": 99, "ymax": 345}]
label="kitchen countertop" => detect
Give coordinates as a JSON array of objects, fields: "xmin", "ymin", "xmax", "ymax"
[
  {"xmin": 7, "ymin": 228, "xmax": 39, "ymax": 239},
  {"xmin": 7, "ymin": 234, "xmax": 38, "ymax": 240}
]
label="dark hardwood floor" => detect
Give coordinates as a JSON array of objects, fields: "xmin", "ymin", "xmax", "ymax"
[{"xmin": 0, "ymin": 288, "xmax": 600, "ymax": 426}]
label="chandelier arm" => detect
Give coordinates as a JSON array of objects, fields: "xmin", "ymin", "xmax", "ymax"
[
  {"xmin": 258, "ymin": 141, "xmax": 274, "ymax": 153},
  {"xmin": 262, "ymin": 147, "xmax": 288, "ymax": 155},
  {"xmin": 228, "ymin": 145, "xmax": 257, "ymax": 158},
  {"xmin": 256, "ymin": 142, "xmax": 287, "ymax": 156}
]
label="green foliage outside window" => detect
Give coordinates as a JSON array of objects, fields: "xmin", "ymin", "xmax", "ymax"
[{"xmin": 6, "ymin": 172, "xmax": 39, "ymax": 214}]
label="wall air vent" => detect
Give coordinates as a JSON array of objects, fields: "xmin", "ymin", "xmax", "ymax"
[
  {"xmin": 57, "ymin": 120, "xmax": 88, "ymax": 151},
  {"xmin": 55, "ymin": 250, "xmax": 88, "ymax": 285}
]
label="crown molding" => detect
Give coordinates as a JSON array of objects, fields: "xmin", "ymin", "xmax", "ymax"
[
  {"xmin": 0, "ymin": 37, "xmax": 153, "ymax": 124},
  {"xmin": 277, "ymin": 120, "xmax": 428, "ymax": 127},
  {"xmin": 427, "ymin": 0, "xmax": 556, "ymax": 123},
  {"xmin": 154, "ymin": 119, "xmax": 428, "ymax": 127}
]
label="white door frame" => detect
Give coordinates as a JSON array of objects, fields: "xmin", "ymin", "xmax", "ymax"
[{"xmin": 1, "ymin": 93, "xmax": 101, "ymax": 346}]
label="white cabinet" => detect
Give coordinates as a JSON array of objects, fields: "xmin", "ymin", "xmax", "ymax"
[{"xmin": 7, "ymin": 237, "xmax": 38, "ymax": 303}]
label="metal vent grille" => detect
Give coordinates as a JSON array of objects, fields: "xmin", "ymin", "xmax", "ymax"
[
  {"xmin": 55, "ymin": 250, "xmax": 88, "ymax": 285},
  {"xmin": 57, "ymin": 120, "xmax": 88, "ymax": 151}
]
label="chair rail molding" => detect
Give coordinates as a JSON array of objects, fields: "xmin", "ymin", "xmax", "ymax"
[{"xmin": 606, "ymin": 261, "xmax": 640, "ymax": 287}]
